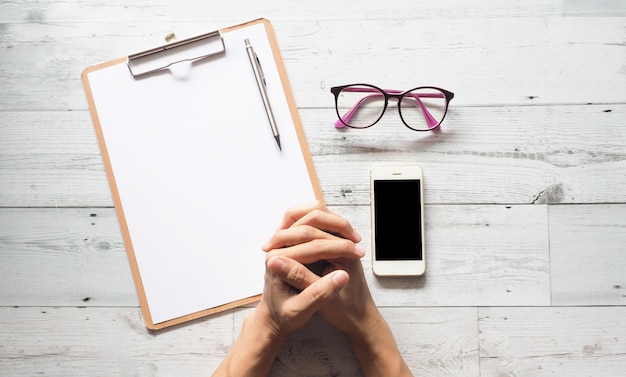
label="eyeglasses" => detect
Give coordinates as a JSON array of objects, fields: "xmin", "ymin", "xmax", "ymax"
[{"xmin": 330, "ymin": 84, "xmax": 454, "ymax": 131}]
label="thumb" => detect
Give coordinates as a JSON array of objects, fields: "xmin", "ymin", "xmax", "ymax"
[{"xmin": 286, "ymin": 270, "xmax": 349, "ymax": 317}]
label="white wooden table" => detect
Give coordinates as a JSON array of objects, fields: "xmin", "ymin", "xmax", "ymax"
[{"xmin": 1, "ymin": 1, "xmax": 625, "ymax": 376}]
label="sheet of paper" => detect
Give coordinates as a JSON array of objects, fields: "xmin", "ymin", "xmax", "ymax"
[{"xmin": 87, "ymin": 22, "xmax": 316, "ymax": 324}]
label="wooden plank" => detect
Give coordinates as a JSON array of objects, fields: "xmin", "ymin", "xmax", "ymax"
[
  {"xmin": 233, "ymin": 307, "xmax": 479, "ymax": 377},
  {"xmin": 0, "ymin": 204, "xmax": 550, "ymax": 307},
  {"xmin": 0, "ymin": 208, "xmax": 136, "ymax": 307},
  {"xmin": 304, "ymin": 104, "xmax": 626, "ymax": 206},
  {"xmin": 380, "ymin": 307, "xmax": 479, "ymax": 377},
  {"xmin": 479, "ymin": 307, "xmax": 626, "ymax": 376},
  {"xmin": 2, "ymin": 104, "xmax": 625, "ymax": 207},
  {"xmin": 564, "ymin": 0, "xmax": 626, "ymax": 15},
  {"xmin": 0, "ymin": 306, "xmax": 233, "ymax": 376},
  {"xmin": 0, "ymin": 0, "xmax": 566, "ymax": 24},
  {"xmin": 0, "ymin": 17, "xmax": 624, "ymax": 111},
  {"xmin": 332, "ymin": 205, "xmax": 551, "ymax": 307},
  {"xmin": 550, "ymin": 204, "xmax": 626, "ymax": 306},
  {"xmin": 0, "ymin": 306, "xmax": 477, "ymax": 377},
  {"xmin": 0, "ymin": 111, "xmax": 111, "ymax": 207}
]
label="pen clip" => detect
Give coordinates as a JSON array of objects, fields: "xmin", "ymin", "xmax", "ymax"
[{"xmin": 255, "ymin": 53, "xmax": 267, "ymax": 86}]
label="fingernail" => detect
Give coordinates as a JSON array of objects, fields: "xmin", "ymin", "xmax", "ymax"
[
  {"xmin": 269, "ymin": 255, "xmax": 286, "ymax": 271},
  {"xmin": 355, "ymin": 245, "xmax": 366, "ymax": 257},
  {"xmin": 331, "ymin": 270, "xmax": 349, "ymax": 286},
  {"xmin": 352, "ymin": 230, "xmax": 362, "ymax": 242}
]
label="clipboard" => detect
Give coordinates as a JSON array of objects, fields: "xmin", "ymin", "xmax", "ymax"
[{"xmin": 82, "ymin": 19, "xmax": 322, "ymax": 330}]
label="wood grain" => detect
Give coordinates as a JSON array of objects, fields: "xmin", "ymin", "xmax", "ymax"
[
  {"xmin": 0, "ymin": 16, "xmax": 625, "ymax": 112},
  {"xmin": 0, "ymin": 0, "xmax": 569, "ymax": 24},
  {"xmin": 549, "ymin": 204, "xmax": 626, "ymax": 306},
  {"xmin": 233, "ymin": 307, "xmax": 480, "ymax": 377},
  {"xmin": 333, "ymin": 205, "xmax": 551, "ymax": 307},
  {"xmin": 1, "ymin": 105, "xmax": 625, "ymax": 207},
  {"xmin": 0, "ymin": 307, "xmax": 233, "ymax": 376},
  {"xmin": 0, "ymin": 204, "xmax": 551, "ymax": 307},
  {"xmin": 304, "ymin": 104, "xmax": 626, "ymax": 206},
  {"xmin": 479, "ymin": 307, "xmax": 626, "ymax": 377},
  {"xmin": 0, "ymin": 208, "xmax": 135, "ymax": 306}
]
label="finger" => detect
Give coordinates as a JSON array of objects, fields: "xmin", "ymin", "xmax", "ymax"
[
  {"xmin": 263, "ymin": 224, "xmax": 340, "ymax": 251},
  {"xmin": 290, "ymin": 209, "xmax": 362, "ymax": 243},
  {"xmin": 286, "ymin": 270, "xmax": 349, "ymax": 316},
  {"xmin": 267, "ymin": 238, "xmax": 366, "ymax": 265},
  {"xmin": 274, "ymin": 202, "xmax": 361, "ymax": 244},
  {"xmin": 266, "ymin": 255, "xmax": 320, "ymax": 291},
  {"xmin": 277, "ymin": 200, "xmax": 326, "ymax": 230}
]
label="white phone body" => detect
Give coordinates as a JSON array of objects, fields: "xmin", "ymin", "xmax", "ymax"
[{"xmin": 370, "ymin": 165, "xmax": 426, "ymax": 276}]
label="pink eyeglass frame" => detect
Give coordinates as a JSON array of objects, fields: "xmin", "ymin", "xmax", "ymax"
[{"xmin": 330, "ymin": 84, "xmax": 454, "ymax": 131}]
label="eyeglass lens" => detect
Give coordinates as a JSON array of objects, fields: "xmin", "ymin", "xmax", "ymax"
[
  {"xmin": 335, "ymin": 85, "xmax": 386, "ymax": 128},
  {"xmin": 335, "ymin": 85, "xmax": 448, "ymax": 130}
]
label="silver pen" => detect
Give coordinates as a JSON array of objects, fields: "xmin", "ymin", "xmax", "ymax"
[{"xmin": 245, "ymin": 38, "xmax": 281, "ymax": 150}]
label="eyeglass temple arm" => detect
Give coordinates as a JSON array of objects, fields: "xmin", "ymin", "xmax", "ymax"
[
  {"xmin": 404, "ymin": 92, "xmax": 441, "ymax": 128},
  {"xmin": 334, "ymin": 94, "xmax": 382, "ymax": 128},
  {"xmin": 334, "ymin": 87, "xmax": 443, "ymax": 128}
]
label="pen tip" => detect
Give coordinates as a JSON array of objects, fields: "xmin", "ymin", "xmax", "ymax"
[{"xmin": 275, "ymin": 136, "xmax": 282, "ymax": 151}]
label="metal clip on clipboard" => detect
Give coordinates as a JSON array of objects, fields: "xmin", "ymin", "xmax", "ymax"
[{"xmin": 127, "ymin": 30, "xmax": 226, "ymax": 78}]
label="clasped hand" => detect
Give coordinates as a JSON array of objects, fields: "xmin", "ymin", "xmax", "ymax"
[
  {"xmin": 213, "ymin": 201, "xmax": 414, "ymax": 377},
  {"xmin": 252, "ymin": 201, "xmax": 381, "ymax": 341}
]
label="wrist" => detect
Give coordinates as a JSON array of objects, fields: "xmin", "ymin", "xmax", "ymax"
[
  {"xmin": 343, "ymin": 302, "xmax": 385, "ymax": 342},
  {"xmin": 247, "ymin": 308, "xmax": 290, "ymax": 346},
  {"xmin": 213, "ymin": 311, "xmax": 286, "ymax": 377},
  {"xmin": 242, "ymin": 310, "xmax": 287, "ymax": 359},
  {"xmin": 343, "ymin": 307, "xmax": 412, "ymax": 377}
]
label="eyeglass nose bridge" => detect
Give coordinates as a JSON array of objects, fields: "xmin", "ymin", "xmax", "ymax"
[
  {"xmin": 382, "ymin": 90, "xmax": 404, "ymax": 101},
  {"xmin": 383, "ymin": 91, "xmax": 405, "ymax": 112},
  {"xmin": 367, "ymin": 89, "xmax": 404, "ymax": 123}
]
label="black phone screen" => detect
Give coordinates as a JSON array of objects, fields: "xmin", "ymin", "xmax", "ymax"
[{"xmin": 373, "ymin": 179, "xmax": 423, "ymax": 261}]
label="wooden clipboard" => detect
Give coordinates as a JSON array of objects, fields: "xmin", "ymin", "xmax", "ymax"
[{"xmin": 82, "ymin": 19, "xmax": 322, "ymax": 330}]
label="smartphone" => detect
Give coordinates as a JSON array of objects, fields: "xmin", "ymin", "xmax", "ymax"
[{"xmin": 370, "ymin": 165, "xmax": 426, "ymax": 276}]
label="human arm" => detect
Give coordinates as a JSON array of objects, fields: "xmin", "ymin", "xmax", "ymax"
[{"xmin": 263, "ymin": 201, "xmax": 414, "ymax": 377}]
